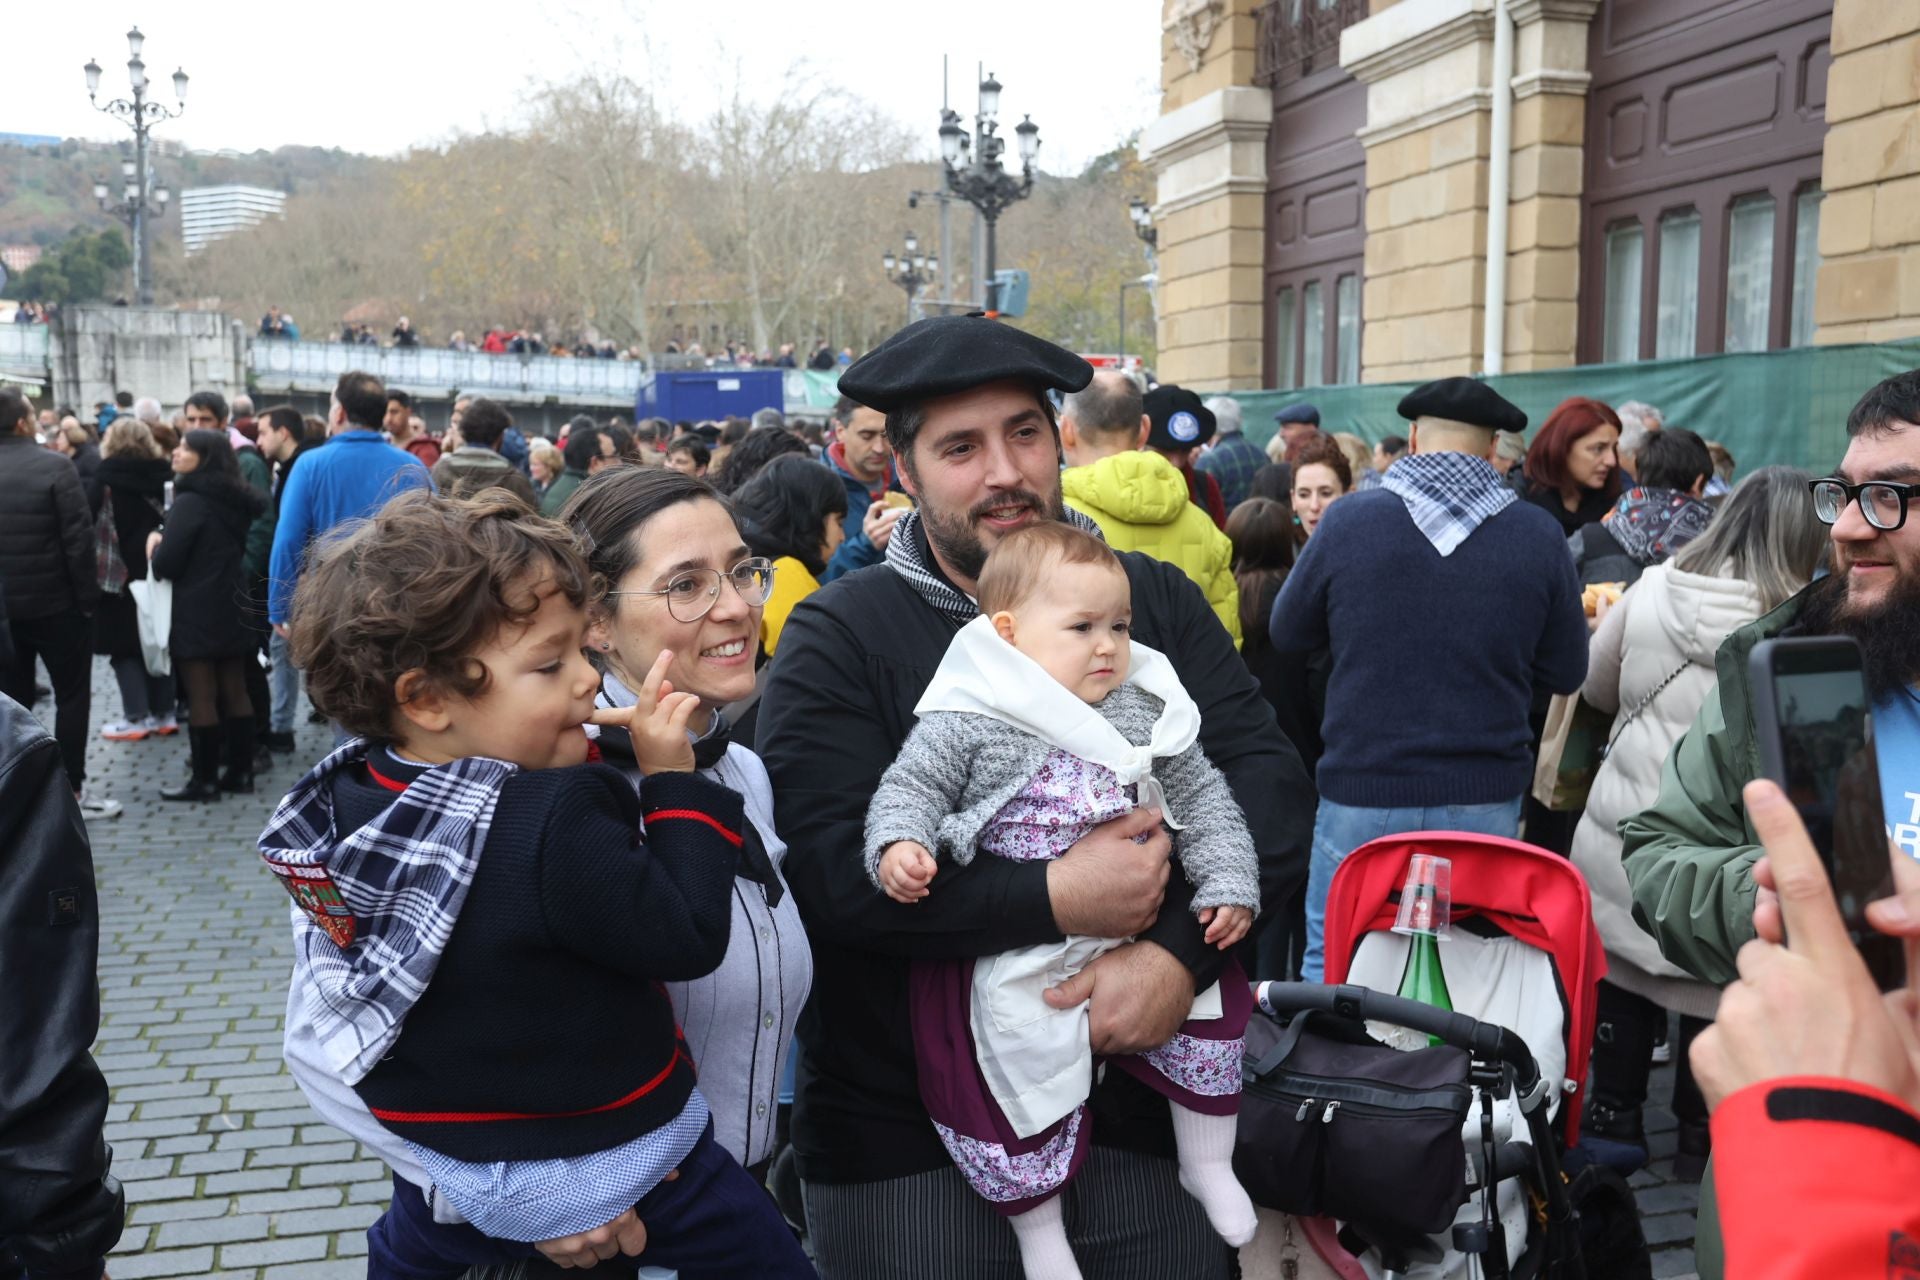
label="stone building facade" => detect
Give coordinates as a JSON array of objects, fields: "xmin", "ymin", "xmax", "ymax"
[{"xmin": 1142, "ymin": 0, "xmax": 1919, "ymax": 391}]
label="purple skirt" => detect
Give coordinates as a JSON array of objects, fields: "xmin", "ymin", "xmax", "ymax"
[{"xmin": 910, "ymin": 953, "xmax": 1250, "ymax": 1216}]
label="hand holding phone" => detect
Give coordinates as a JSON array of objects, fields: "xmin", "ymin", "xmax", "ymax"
[{"xmin": 1749, "ymin": 636, "xmax": 1907, "ymax": 991}]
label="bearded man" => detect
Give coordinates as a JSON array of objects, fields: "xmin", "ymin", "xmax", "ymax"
[
  {"xmin": 1620, "ymin": 368, "xmax": 1920, "ymax": 1278},
  {"xmin": 755, "ymin": 314, "xmax": 1313, "ymax": 1279}
]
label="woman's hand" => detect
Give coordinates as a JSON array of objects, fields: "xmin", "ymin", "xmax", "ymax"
[
  {"xmin": 145, "ymin": 530, "xmax": 163, "ymax": 559},
  {"xmin": 589, "ymin": 649, "xmax": 700, "ymax": 775},
  {"xmin": 878, "ymin": 840, "xmax": 937, "ymax": 902},
  {"xmin": 1199, "ymin": 904, "xmax": 1253, "ymax": 949}
]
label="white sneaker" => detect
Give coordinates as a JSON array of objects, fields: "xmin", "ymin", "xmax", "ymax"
[
  {"xmin": 100, "ymin": 719, "xmax": 150, "ymax": 742},
  {"xmin": 145, "ymin": 713, "xmax": 179, "ymax": 736},
  {"xmin": 75, "ymin": 789, "xmax": 124, "ymax": 820}
]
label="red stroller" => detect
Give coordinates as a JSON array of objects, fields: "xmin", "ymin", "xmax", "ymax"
[{"xmin": 1240, "ymin": 833, "xmax": 1610, "ymax": 1280}]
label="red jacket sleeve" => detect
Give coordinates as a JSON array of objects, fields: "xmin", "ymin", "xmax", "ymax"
[{"xmin": 1714, "ymin": 1076, "xmax": 1920, "ymax": 1280}]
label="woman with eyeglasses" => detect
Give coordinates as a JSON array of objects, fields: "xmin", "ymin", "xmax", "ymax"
[
  {"xmin": 728, "ymin": 453, "xmax": 850, "ymax": 661},
  {"xmin": 559, "ymin": 467, "xmax": 813, "ymax": 1211}
]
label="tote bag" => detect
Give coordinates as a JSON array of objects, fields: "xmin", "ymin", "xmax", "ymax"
[{"xmin": 128, "ymin": 564, "xmax": 173, "ymax": 677}]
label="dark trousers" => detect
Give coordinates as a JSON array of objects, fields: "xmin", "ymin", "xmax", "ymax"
[
  {"xmin": 0, "ymin": 612, "xmax": 91, "ymax": 789},
  {"xmin": 1589, "ymin": 980, "xmax": 1708, "ymax": 1126},
  {"xmin": 365, "ymin": 1125, "xmax": 814, "ymax": 1280},
  {"xmin": 801, "ymin": 1145, "xmax": 1232, "ymax": 1280}
]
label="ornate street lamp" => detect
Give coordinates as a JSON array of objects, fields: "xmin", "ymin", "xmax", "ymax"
[
  {"xmin": 883, "ymin": 231, "xmax": 939, "ymax": 326},
  {"xmin": 939, "ymin": 72, "xmax": 1040, "ymax": 314},
  {"xmin": 84, "ymin": 26, "xmax": 187, "ymax": 305}
]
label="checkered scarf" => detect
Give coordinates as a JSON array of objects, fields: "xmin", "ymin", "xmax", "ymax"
[
  {"xmin": 885, "ymin": 506, "xmax": 1108, "ymax": 622},
  {"xmin": 1380, "ymin": 452, "xmax": 1517, "ymax": 557},
  {"xmin": 258, "ymin": 738, "xmax": 518, "ymax": 1085}
]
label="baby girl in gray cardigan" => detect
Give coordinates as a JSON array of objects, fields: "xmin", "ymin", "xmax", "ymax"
[{"xmin": 863, "ymin": 524, "xmax": 1259, "ymax": 1280}]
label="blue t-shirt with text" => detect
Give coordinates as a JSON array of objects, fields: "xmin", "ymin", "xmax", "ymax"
[{"xmin": 1874, "ymin": 685, "xmax": 1920, "ymax": 858}]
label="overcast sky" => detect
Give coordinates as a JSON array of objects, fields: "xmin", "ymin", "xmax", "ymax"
[{"xmin": 11, "ymin": 1, "xmax": 1163, "ymax": 173}]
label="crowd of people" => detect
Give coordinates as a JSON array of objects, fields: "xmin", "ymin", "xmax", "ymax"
[
  {"xmin": 254, "ymin": 304, "xmax": 856, "ymax": 371},
  {"xmin": 4, "ymin": 312, "xmax": 1920, "ymax": 1280}
]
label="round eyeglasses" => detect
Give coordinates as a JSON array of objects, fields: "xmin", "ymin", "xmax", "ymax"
[
  {"xmin": 1809, "ymin": 477, "xmax": 1917, "ymax": 532},
  {"xmin": 606, "ymin": 557, "xmax": 777, "ymax": 622}
]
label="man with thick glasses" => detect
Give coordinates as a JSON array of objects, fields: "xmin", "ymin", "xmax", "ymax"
[
  {"xmin": 1619, "ymin": 368, "xmax": 1920, "ymax": 1278},
  {"xmin": 754, "ymin": 315, "xmax": 1313, "ymax": 1279}
]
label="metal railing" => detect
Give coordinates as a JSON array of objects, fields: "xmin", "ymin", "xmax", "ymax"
[
  {"xmin": 247, "ymin": 340, "xmax": 648, "ymax": 407},
  {"xmin": 1255, "ymin": 0, "xmax": 1368, "ymax": 87}
]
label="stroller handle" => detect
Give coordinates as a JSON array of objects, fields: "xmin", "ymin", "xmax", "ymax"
[{"xmin": 1255, "ymin": 981, "xmax": 1542, "ymax": 1091}]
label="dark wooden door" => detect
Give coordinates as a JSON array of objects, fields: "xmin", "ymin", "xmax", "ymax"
[
  {"xmin": 1258, "ymin": 0, "xmax": 1368, "ymax": 389},
  {"xmin": 1578, "ymin": 0, "xmax": 1832, "ymax": 361}
]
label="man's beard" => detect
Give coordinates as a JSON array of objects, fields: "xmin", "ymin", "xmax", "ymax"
[
  {"xmin": 1797, "ymin": 569, "xmax": 1920, "ymax": 699},
  {"xmin": 920, "ymin": 487, "xmax": 1066, "ymax": 584}
]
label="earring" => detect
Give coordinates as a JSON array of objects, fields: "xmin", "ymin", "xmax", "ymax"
[{"xmin": 600, "ymin": 641, "xmax": 613, "ymax": 652}]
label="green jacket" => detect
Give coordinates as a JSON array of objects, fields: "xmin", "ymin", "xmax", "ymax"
[
  {"xmin": 540, "ymin": 467, "xmax": 586, "ymax": 519},
  {"xmin": 1619, "ymin": 588, "xmax": 1810, "ymax": 985},
  {"xmin": 1618, "ymin": 586, "xmax": 1814, "ymax": 1280},
  {"xmin": 236, "ymin": 444, "xmax": 276, "ymax": 581}
]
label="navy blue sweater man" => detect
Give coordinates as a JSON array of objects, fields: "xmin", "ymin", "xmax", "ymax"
[{"xmin": 1271, "ymin": 377, "xmax": 1588, "ymax": 980}]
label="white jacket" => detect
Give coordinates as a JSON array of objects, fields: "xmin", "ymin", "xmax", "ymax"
[{"xmin": 1569, "ymin": 563, "xmax": 1763, "ymax": 1015}]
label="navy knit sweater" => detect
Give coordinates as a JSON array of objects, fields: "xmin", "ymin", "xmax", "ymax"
[{"xmin": 1269, "ymin": 484, "xmax": 1588, "ymax": 808}]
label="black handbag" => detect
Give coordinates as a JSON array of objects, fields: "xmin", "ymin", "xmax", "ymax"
[{"xmin": 1232, "ymin": 1008, "xmax": 1473, "ymax": 1235}]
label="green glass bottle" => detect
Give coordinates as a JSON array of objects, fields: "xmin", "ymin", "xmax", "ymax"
[{"xmin": 1396, "ymin": 881, "xmax": 1452, "ymax": 1046}]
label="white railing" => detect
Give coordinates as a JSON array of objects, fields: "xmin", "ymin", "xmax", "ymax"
[
  {"xmin": 0, "ymin": 323, "xmax": 50, "ymax": 373},
  {"xmin": 247, "ymin": 340, "xmax": 648, "ymax": 407}
]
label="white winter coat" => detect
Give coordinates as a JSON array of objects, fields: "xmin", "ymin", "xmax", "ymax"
[{"xmin": 1569, "ymin": 562, "xmax": 1765, "ymax": 1017}]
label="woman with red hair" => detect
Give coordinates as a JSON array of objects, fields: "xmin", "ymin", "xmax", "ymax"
[{"xmin": 1523, "ymin": 396, "xmax": 1623, "ymax": 536}]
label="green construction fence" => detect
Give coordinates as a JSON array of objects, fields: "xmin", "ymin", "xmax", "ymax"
[{"xmin": 1226, "ymin": 338, "xmax": 1920, "ymax": 475}]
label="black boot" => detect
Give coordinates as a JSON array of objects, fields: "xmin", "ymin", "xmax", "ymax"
[
  {"xmin": 219, "ymin": 716, "xmax": 257, "ymax": 793},
  {"xmin": 161, "ymin": 727, "xmax": 224, "ymax": 802}
]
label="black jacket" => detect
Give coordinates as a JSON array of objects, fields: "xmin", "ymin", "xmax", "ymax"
[
  {"xmin": 0, "ymin": 434, "xmax": 96, "ymax": 622},
  {"xmin": 86, "ymin": 454, "xmax": 173, "ymax": 659},
  {"xmin": 336, "ymin": 760, "xmax": 742, "ymax": 1160},
  {"xmin": 0, "ymin": 694, "xmax": 125, "ymax": 1275},
  {"xmin": 1241, "ymin": 576, "xmax": 1329, "ymax": 774},
  {"xmin": 274, "ymin": 438, "xmax": 326, "ymax": 508},
  {"xmin": 1522, "ymin": 482, "xmax": 1614, "ymax": 538},
  {"xmin": 149, "ymin": 469, "xmax": 265, "ymax": 660},
  {"xmin": 756, "ymin": 527, "xmax": 1315, "ymax": 1183}
]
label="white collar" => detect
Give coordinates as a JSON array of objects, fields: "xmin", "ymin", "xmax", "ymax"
[{"xmin": 913, "ymin": 616, "xmax": 1201, "ymax": 826}]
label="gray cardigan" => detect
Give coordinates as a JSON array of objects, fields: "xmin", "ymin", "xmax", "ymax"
[{"xmin": 864, "ymin": 683, "xmax": 1260, "ymax": 913}]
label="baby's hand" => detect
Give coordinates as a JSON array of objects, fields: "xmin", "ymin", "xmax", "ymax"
[
  {"xmin": 1199, "ymin": 905, "xmax": 1253, "ymax": 949},
  {"xmin": 879, "ymin": 840, "xmax": 938, "ymax": 903},
  {"xmin": 589, "ymin": 649, "xmax": 700, "ymax": 775}
]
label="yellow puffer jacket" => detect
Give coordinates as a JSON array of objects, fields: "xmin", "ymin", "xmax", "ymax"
[{"xmin": 1062, "ymin": 451, "xmax": 1242, "ymax": 648}]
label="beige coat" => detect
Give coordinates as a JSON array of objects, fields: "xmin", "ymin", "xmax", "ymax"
[{"xmin": 1570, "ymin": 562, "xmax": 1764, "ymax": 1018}]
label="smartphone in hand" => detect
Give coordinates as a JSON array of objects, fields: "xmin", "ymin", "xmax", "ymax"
[{"xmin": 1749, "ymin": 636, "xmax": 1905, "ymax": 991}]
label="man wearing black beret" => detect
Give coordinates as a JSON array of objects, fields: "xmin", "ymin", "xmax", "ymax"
[
  {"xmin": 1270, "ymin": 375, "xmax": 1588, "ymax": 981},
  {"xmin": 756, "ymin": 314, "xmax": 1313, "ymax": 1277},
  {"xmin": 1273, "ymin": 400, "xmax": 1321, "ymax": 463}
]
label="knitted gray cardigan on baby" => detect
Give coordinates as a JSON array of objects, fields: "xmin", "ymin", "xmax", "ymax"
[{"xmin": 863, "ymin": 682, "xmax": 1260, "ymax": 914}]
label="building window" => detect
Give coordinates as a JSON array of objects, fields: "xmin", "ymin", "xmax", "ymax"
[
  {"xmin": 1335, "ymin": 273, "xmax": 1360, "ymax": 384},
  {"xmin": 1603, "ymin": 220, "xmax": 1644, "ymax": 363},
  {"xmin": 1274, "ymin": 287, "xmax": 1296, "ymax": 388},
  {"xmin": 1791, "ymin": 188, "xmax": 1822, "ymax": 348},
  {"xmin": 1301, "ymin": 281, "xmax": 1325, "ymax": 386},
  {"xmin": 1656, "ymin": 209, "xmax": 1701, "ymax": 359},
  {"xmin": 1724, "ymin": 195, "xmax": 1776, "ymax": 354}
]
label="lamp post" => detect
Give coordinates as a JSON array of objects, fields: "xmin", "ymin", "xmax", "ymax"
[
  {"xmin": 939, "ymin": 71, "xmax": 1040, "ymax": 315},
  {"xmin": 882, "ymin": 231, "xmax": 939, "ymax": 326},
  {"xmin": 84, "ymin": 26, "xmax": 187, "ymax": 306}
]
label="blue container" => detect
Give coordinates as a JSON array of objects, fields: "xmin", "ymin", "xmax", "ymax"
[{"xmin": 637, "ymin": 370, "xmax": 784, "ymax": 422}]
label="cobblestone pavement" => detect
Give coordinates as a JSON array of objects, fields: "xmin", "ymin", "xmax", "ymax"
[{"xmin": 56, "ymin": 656, "xmax": 1699, "ymax": 1279}]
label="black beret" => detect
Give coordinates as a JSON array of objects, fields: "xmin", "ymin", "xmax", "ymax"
[
  {"xmin": 1144, "ymin": 385, "xmax": 1216, "ymax": 452},
  {"xmin": 1274, "ymin": 401, "xmax": 1320, "ymax": 426},
  {"xmin": 1396, "ymin": 376, "xmax": 1527, "ymax": 433},
  {"xmin": 837, "ymin": 314, "xmax": 1093, "ymax": 413}
]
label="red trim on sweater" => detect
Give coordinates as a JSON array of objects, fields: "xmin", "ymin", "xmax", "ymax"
[
  {"xmin": 368, "ymin": 1047, "xmax": 685, "ymax": 1124},
  {"xmin": 366, "ymin": 763, "xmax": 409, "ymax": 793},
  {"xmin": 646, "ymin": 808, "xmax": 744, "ymax": 848}
]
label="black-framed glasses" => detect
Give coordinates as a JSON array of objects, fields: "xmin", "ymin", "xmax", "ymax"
[
  {"xmin": 1809, "ymin": 477, "xmax": 1917, "ymax": 532},
  {"xmin": 606, "ymin": 557, "xmax": 776, "ymax": 623}
]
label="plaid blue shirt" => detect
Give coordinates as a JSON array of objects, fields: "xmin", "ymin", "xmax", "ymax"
[{"xmin": 1195, "ymin": 433, "xmax": 1268, "ymax": 511}]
